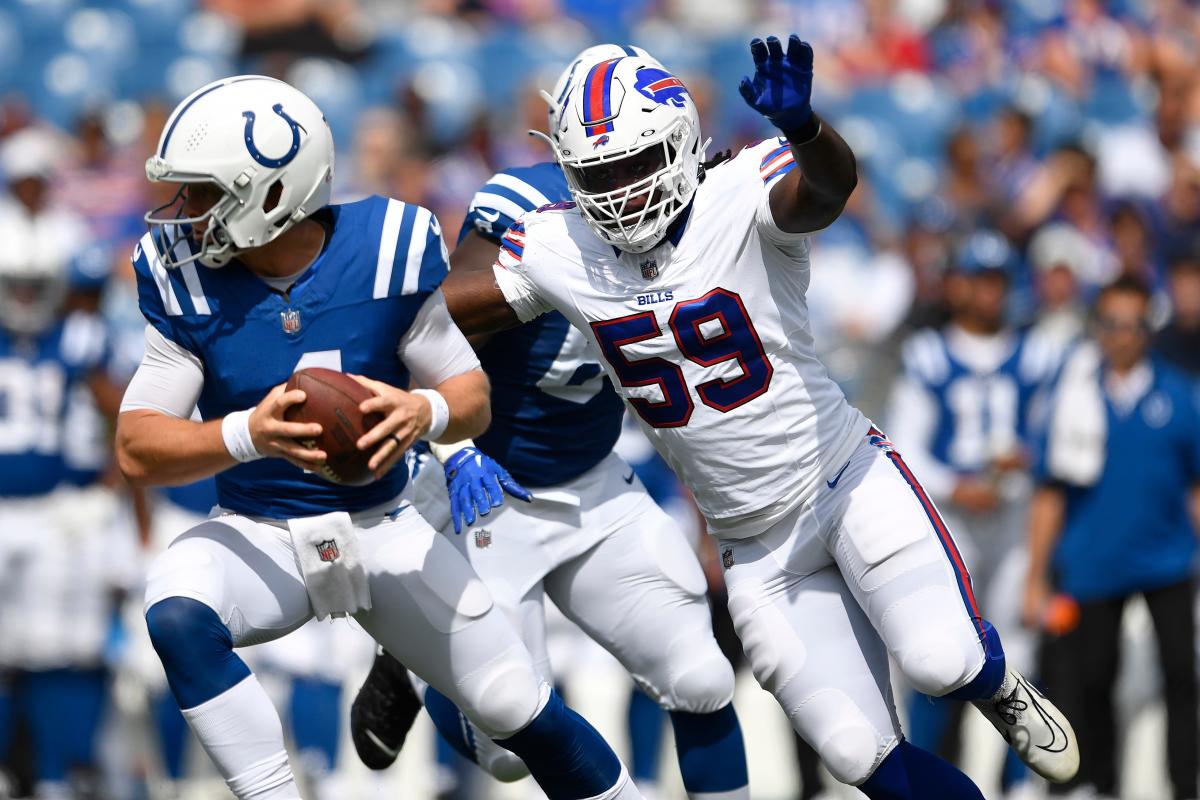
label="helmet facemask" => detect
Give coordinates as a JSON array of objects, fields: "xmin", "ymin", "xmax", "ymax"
[
  {"xmin": 559, "ymin": 119, "xmax": 699, "ymax": 254},
  {"xmin": 144, "ymin": 178, "xmax": 241, "ymax": 269},
  {"xmin": 0, "ymin": 271, "xmax": 66, "ymax": 336}
]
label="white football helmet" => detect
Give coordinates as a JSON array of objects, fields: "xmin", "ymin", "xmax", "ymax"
[
  {"xmin": 0, "ymin": 214, "xmax": 67, "ymax": 336},
  {"xmin": 546, "ymin": 56, "xmax": 704, "ymax": 254},
  {"xmin": 144, "ymin": 75, "xmax": 334, "ymax": 269},
  {"xmin": 545, "ymin": 44, "xmax": 659, "ymax": 133}
]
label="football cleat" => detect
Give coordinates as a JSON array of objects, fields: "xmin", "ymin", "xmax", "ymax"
[
  {"xmin": 974, "ymin": 667, "xmax": 1079, "ymax": 784},
  {"xmin": 350, "ymin": 647, "xmax": 422, "ymax": 770}
]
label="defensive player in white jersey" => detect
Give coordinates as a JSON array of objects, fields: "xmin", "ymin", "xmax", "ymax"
[
  {"xmin": 349, "ymin": 45, "xmax": 749, "ymax": 800},
  {"xmin": 115, "ymin": 75, "xmax": 642, "ymax": 800},
  {"xmin": 439, "ymin": 36, "xmax": 1080, "ymax": 799}
]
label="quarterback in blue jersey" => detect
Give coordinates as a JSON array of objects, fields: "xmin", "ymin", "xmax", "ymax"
[
  {"xmin": 0, "ymin": 214, "xmax": 125, "ymax": 796},
  {"xmin": 115, "ymin": 75, "xmax": 644, "ymax": 800},
  {"xmin": 348, "ymin": 46, "xmax": 750, "ymax": 800}
]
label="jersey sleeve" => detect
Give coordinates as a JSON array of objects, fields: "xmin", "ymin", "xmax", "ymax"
[
  {"xmin": 457, "ymin": 165, "xmax": 565, "ymax": 245},
  {"xmin": 492, "ymin": 218, "xmax": 553, "ymax": 323},
  {"xmin": 746, "ymin": 138, "xmax": 818, "ymax": 249},
  {"xmin": 120, "ymin": 325, "xmax": 205, "ymax": 418},
  {"xmin": 131, "ymin": 233, "xmax": 193, "ymax": 351},
  {"xmin": 371, "ymin": 198, "xmax": 450, "ymax": 300}
]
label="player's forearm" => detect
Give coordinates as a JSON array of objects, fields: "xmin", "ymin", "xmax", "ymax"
[
  {"xmin": 432, "ymin": 370, "xmax": 491, "ymax": 443},
  {"xmin": 443, "ymin": 266, "xmax": 522, "ymax": 336},
  {"xmin": 116, "ymin": 410, "xmax": 236, "ymax": 487},
  {"xmin": 787, "ymin": 114, "xmax": 857, "ymax": 206},
  {"xmin": 1026, "ymin": 484, "xmax": 1066, "ymax": 582}
]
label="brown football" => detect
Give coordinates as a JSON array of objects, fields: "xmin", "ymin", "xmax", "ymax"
[{"xmin": 284, "ymin": 368, "xmax": 382, "ymax": 486}]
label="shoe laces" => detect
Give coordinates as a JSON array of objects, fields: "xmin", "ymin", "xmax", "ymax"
[{"xmin": 994, "ymin": 684, "xmax": 1028, "ymax": 726}]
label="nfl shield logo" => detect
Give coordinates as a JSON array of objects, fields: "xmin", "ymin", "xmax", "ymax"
[
  {"xmin": 721, "ymin": 546, "xmax": 734, "ymax": 570},
  {"xmin": 315, "ymin": 539, "xmax": 340, "ymax": 563},
  {"xmin": 280, "ymin": 308, "xmax": 302, "ymax": 334},
  {"xmin": 475, "ymin": 529, "xmax": 492, "ymax": 549},
  {"xmin": 640, "ymin": 258, "xmax": 658, "ymax": 279}
]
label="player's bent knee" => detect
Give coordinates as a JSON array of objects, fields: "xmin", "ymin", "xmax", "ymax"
[
  {"xmin": 818, "ymin": 726, "xmax": 894, "ymax": 787},
  {"xmin": 896, "ymin": 636, "xmax": 979, "ymax": 697},
  {"xmin": 460, "ymin": 649, "xmax": 545, "ymax": 738},
  {"xmin": 145, "ymin": 595, "xmax": 227, "ymax": 659},
  {"xmin": 665, "ymin": 646, "xmax": 736, "ymax": 713},
  {"xmin": 483, "ymin": 750, "xmax": 531, "ymax": 783}
]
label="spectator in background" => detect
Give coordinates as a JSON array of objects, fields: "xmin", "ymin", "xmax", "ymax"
[
  {"xmin": 52, "ymin": 112, "xmax": 147, "ymax": 248},
  {"xmin": 1026, "ymin": 223, "xmax": 1088, "ymax": 350},
  {"xmin": 1155, "ymin": 254, "xmax": 1200, "ymax": 375},
  {"xmin": 1026, "ymin": 276, "xmax": 1200, "ymax": 800},
  {"xmin": 986, "ymin": 106, "xmax": 1038, "ymax": 213},
  {"xmin": 939, "ymin": 126, "xmax": 993, "ymax": 230},
  {"xmin": 1109, "ymin": 200, "xmax": 1163, "ymax": 287}
]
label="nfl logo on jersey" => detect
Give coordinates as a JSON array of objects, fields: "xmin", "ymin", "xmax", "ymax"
[
  {"xmin": 315, "ymin": 539, "xmax": 340, "ymax": 562},
  {"xmin": 280, "ymin": 308, "xmax": 302, "ymax": 334},
  {"xmin": 640, "ymin": 258, "xmax": 658, "ymax": 280}
]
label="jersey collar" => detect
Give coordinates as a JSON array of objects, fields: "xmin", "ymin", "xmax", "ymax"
[{"xmin": 608, "ymin": 197, "xmax": 695, "ymax": 259}]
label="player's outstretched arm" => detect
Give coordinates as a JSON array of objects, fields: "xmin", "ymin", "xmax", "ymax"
[
  {"xmin": 739, "ymin": 35, "xmax": 858, "ymax": 234},
  {"xmin": 116, "ymin": 384, "xmax": 327, "ymax": 486},
  {"xmin": 444, "ymin": 230, "xmax": 524, "ymax": 336}
]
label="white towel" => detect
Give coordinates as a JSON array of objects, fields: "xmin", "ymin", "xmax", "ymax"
[
  {"xmin": 1045, "ymin": 342, "xmax": 1107, "ymax": 487},
  {"xmin": 287, "ymin": 511, "xmax": 372, "ymax": 620}
]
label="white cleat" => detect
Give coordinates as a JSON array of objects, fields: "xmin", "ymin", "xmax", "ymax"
[{"xmin": 974, "ymin": 667, "xmax": 1079, "ymax": 784}]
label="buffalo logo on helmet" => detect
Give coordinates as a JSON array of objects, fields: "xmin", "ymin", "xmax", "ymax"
[
  {"xmin": 634, "ymin": 68, "xmax": 689, "ymax": 108},
  {"xmin": 315, "ymin": 539, "xmax": 340, "ymax": 563},
  {"xmin": 592, "ymin": 134, "xmax": 611, "ymax": 149}
]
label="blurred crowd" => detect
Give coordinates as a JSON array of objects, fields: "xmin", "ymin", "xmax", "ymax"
[{"xmin": 0, "ymin": 0, "xmax": 1199, "ymax": 798}]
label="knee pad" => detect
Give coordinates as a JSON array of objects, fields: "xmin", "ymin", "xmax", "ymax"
[
  {"xmin": 818, "ymin": 725, "xmax": 894, "ymax": 787},
  {"xmin": 662, "ymin": 643, "xmax": 736, "ymax": 714},
  {"xmin": 896, "ymin": 633, "xmax": 981, "ymax": 698},
  {"xmin": 459, "ymin": 647, "xmax": 545, "ymax": 739},
  {"xmin": 145, "ymin": 597, "xmax": 250, "ymax": 709}
]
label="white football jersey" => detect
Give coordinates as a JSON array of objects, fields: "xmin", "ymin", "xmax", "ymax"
[{"xmin": 494, "ymin": 139, "xmax": 868, "ymax": 538}]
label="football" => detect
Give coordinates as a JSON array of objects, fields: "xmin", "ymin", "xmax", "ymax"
[{"xmin": 284, "ymin": 368, "xmax": 383, "ymax": 486}]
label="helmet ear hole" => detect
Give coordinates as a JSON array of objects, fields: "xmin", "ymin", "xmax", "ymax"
[{"xmin": 262, "ymin": 179, "xmax": 283, "ymax": 214}]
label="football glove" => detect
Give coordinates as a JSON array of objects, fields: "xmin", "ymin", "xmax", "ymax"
[
  {"xmin": 443, "ymin": 447, "xmax": 532, "ymax": 535},
  {"xmin": 738, "ymin": 35, "xmax": 815, "ymax": 133}
]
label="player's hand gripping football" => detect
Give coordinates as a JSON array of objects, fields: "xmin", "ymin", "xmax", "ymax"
[
  {"xmin": 443, "ymin": 447, "xmax": 533, "ymax": 535},
  {"xmin": 248, "ymin": 383, "xmax": 327, "ymax": 471},
  {"xmin": 738, "ymin": 34, "xmax": 814, "ymax": 132},
  {"xmin": 350, "ymin": 375, "xmax": 432, "ymax": 478}
]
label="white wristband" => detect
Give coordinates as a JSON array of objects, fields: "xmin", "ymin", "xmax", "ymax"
[
  {"xmin": 222, "ymin": 409, "xmax": 264, "ymax": 463},
  {"xmin": 430, "ymin": 438, "xmax": 474, "ymax": 463},
  {"xmin": 413, "ymin": 389, "xmax": 450, "ymax": 441}
]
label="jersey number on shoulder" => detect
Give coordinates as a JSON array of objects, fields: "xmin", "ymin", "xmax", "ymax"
[
  {"xmin": 590, "ymin": 288, "xmax": 772, "ymax": 428},
  {"xmin": 0, "ymin": 360, "xmax": 66, "ymax": 454},
  {"xmin": 535, "ymin": 327, "xmax": 607, "ymax": 404}
]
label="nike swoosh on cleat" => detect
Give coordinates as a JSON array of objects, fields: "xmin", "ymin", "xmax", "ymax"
[
  {"xmin": 365, "ymin": 729, "xmax": 400, "ymax": 758},
  {"xmin": 826, "ymin": 459, "xmax": 851, "ymax": 489},
  {"xmin": 1021, "ymin": 677, "xmax": 1069, "ymax": 753},
  {"xmin": 622, "ymin": 470, "xmax": 635, "ymax": 484}
]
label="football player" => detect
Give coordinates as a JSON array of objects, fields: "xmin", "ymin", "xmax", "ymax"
[
  {"xmin": 887, "ymin": 231, "xmax": 1065, "ymax": 796},
  {"xmin": 115, "ymin": 76, "xmax": 643, "ymax": 800},
  {"xmin": 433, "ymin": 37, "xmax": 1080, "ymax": 799},
  {"xmin": 0, "ymin": 193, "xmax": 123, "ymax": 798},
  {"xmin": 350, "ymin": 45, "xmax": 749, "ymax": 800}
]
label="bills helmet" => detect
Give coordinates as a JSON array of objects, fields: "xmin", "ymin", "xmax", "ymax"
[{"xmin": 545, "ymin": 56, "xmax": 703, "ymax": 254}]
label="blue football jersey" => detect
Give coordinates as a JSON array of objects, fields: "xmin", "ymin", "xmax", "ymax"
[
  {"xmin": 133, "ymin": 196, "xmax": 449, "ymax": 518},
  {"xmin": 459, "ymin": 163, "xmax": 624, "ymax": 487},
  {"xmin": 901, "ymin": 326, "xmax": 1063, "ymax": 473},
  {"xmin": 0, "ymin": 313, "xmax": 109, "ymax": 497}
]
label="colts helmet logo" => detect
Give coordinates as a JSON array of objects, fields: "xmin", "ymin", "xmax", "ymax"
[
  {"xmin": 315, "ymin": 539, "xmax": 340, "ymax": 563},
  {"xmin": 242, "ymin": 103, "xmax": 307, "ymax": 168},
  {"xmin": 634, "ymin": 68, "xmax": 689, "ymax": 108}
]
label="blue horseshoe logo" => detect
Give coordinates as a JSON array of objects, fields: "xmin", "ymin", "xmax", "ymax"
[{"xmin": 241, "ymin": 103, "xmax": 307, "ymax": 168}]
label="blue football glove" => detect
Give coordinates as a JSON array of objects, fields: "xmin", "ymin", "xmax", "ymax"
[
  {"xmin": 443, "ymin": 447, "xmax": 533, "ymax": 535},
  {"xmin": 738, "ymin": 35, "xmax": 814, "ymax": 133}
]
